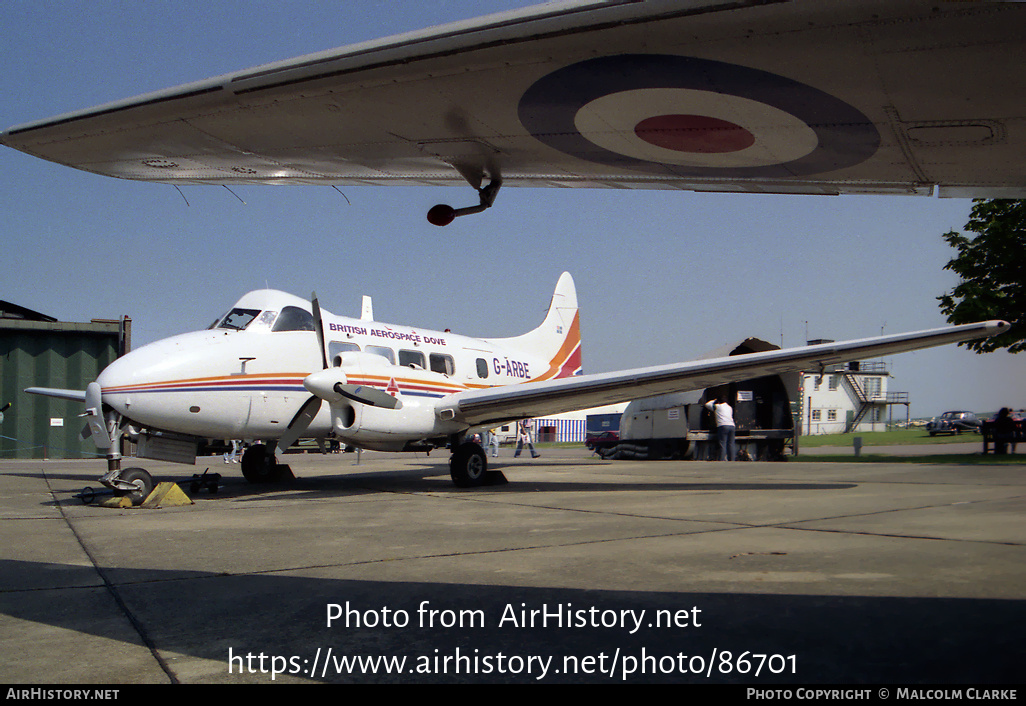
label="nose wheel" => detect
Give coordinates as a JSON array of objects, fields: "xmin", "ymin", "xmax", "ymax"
[{"xmin": 114, "ymin": 467, "xmax": 154, "ymax": 506}]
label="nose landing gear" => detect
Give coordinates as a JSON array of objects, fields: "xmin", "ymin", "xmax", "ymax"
[{"xmin": 116, "ymin": 468, "xmax": 155, "ymax": 506}]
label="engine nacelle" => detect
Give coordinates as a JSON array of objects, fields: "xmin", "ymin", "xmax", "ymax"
[{"xmin": 304, "ymin": 354, "xmax": 466, "ymax": 451}]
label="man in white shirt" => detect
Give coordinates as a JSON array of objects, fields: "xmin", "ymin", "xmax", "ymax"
[{"xmin": 705, "ymin": 395, "xmax": 736, "ymax": 461}]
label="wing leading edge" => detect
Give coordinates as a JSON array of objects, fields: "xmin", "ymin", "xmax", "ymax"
[{"xmin": 445, "ymin": 320, "xmax": 1008, "ymax": 426}]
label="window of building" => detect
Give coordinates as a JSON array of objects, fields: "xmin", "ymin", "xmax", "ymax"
[
  {"xmin": 811, "ymin": 410, "xmax": 821, "ymax": 421},
  {"xmin": 828, "ymin": 375, "xmax": 839, "ymax": 391},
  {"xmin": 827, "ymin": 409, "xmax": 837, "ymax": 421},
  {"xmin": 864, "ymin": 377, "xmax": 882, "ymax": 399}
]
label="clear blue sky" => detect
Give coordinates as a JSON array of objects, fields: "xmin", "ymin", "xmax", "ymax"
[{"xmin": 3, "ymin": 1, "xmax": 1023, "ymax": 417}]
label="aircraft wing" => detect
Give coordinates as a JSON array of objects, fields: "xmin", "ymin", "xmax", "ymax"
[
  {"xmin": 3, "ymin": 1, "xmax": 1025, "ymax": 198},
  {"xmin": 445, "ymin": 320, "xmax": 1008, "ymax": 426}
]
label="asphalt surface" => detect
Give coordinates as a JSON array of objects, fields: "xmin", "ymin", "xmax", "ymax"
[
  {"xmin": 799, "ymin": 441, "xmax": 988, "ymax": 456},
  {"xmin": 1, "ymin": 447, "xmax": 1022, "ymax": 684}
]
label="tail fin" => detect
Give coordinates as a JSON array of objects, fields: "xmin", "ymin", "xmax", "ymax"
[{"xmin": 494, "ymin": 272, "xmax": 582, "ymax": 380}]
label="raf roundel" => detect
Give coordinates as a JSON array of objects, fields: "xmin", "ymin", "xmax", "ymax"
[{"xmin": 518, "ymin": 55, "xmax": 880, "ymax": 178}]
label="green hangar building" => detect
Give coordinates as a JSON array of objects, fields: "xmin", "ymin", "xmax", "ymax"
[{"xmin": 0, "ymin": 301, "xmax": 130, "ymax": 460}]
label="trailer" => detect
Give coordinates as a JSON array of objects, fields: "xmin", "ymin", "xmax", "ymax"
[{"xmin": 595, "ymin": 338, "xmax": 798, "ymax": 461}]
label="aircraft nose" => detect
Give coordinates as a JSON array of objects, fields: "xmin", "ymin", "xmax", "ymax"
[
  {"xmin": 95, "ymin": 348, "xmax": 139, "ymax": 391},
  {"xmin": 97, "ymin": 330, "xmax": 228, "ymax": 394}
]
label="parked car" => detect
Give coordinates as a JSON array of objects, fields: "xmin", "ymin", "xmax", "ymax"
[
  {"xmin": 926, "ymin": 410, "xmax": 982, "ymax": 436},
  {"xmin": 585, "ymin": 430, "xmax": 619, "ymax": 452}
]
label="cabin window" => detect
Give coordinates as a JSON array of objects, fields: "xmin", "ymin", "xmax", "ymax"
[
  {"xmin": 366, "ymin": 346, "xmax": 395, "ymax": 365},
  {"xmin": 399, "ymin": 350, "xmax": 425, "ymax": 369},
  {"xmin": 430, "ymin": 353, "xmax": 455, "ymax": 376},
  {"xmin": 272, "ymin": 306, "xmax": 316, "ymax": 332},
  {"xmin": 329, "ymin": 342, "xmax": 360, "ymax": 366},
  {"xmin": 476, "ymin": 358, "xmax": 488, "ymax": 379},
  {"xmin": 217, "ymin": 308, "xmax": 261, "ymax": 331}
]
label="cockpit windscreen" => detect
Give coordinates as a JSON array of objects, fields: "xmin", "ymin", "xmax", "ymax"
[{"xmin": 217, "ymin": 308, "xmax": 261, "ymax": 331}]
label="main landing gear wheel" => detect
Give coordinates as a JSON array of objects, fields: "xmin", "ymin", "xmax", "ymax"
[
  {"xmin": 240, "ymin": 444, "xmax": 289, "ymax": 483},
  {"xmin": 449, "ymin": 442, "xmax": 489, "ymax": 487},
  {"xmin": 117, "ymin": 468, "xmax": 154, "ymax": 506}
]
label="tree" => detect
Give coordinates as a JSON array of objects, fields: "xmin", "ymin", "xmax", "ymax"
[{"xmin": 938, "ymin": 199, "xmax": 1026, "ymax": 353}]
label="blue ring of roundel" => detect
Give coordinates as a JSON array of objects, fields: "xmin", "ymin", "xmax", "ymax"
[{"xmin": 517, "ymin": 54, "xmax": 880, "ymax": 178}]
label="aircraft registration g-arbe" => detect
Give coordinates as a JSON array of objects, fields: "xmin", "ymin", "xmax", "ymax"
[
  {"xmin": 2, "ymin": 1, "xmax": 1026, "ymax": 224},
  {"xmin": 26, "ymin": 273, "xmax": 1008, "ymax": 503}
]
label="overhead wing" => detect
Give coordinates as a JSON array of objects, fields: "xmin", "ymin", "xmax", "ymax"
[
  {"xmin": 443, "ymin": 320, "xmax": 1008, "ymax": 426},
  {"xmin": 3, "ymin": 1, "xmax": 1025, "ymax": 198}
]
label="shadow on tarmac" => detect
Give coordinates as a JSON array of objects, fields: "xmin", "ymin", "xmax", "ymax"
[
  {"xmin": 29, "ymin": 465, "xmax": 859, "ymax": 506},
  {"xmin": 2, "ymin": 558, "xmax": 1021, "ymax": 683}
]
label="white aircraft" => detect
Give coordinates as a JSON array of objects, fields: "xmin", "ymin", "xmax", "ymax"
[
  {"xmin": 2, "ymin": 1, "xmax": 1025, "ymax": 223},
  {"xmin": 27, "ymin": 273, "xmax": 1007, "ymax": 503},
  {"xmin": 3, "ymin": 3, "xmax": 1017, "ymax": 500}
]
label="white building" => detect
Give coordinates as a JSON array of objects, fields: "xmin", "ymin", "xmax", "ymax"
[
  {"xmin": 533, "ymin": 404, "xmax": 628, "ymax": 443},
  {"xmin": 799, "ymin": 351, "xmax": 909, "ymax": 435}
]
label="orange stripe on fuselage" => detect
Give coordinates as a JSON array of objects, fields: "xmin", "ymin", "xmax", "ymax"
[{"xmin": 102, "ymin": 372, "xmax": 308, "ymax": 393}]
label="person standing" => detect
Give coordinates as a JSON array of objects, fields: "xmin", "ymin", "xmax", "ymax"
[
  {"xmin": 705, "ymin": 395, "xmax": 736, "ymax": 461},
  {"xmin": 489, "ymin": 427, "xmax": 501, "ymax": 457}
]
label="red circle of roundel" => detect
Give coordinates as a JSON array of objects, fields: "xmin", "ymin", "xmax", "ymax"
[
  {"xmin": 634, "ymin": 115, "xmax": 757, "ymax": 154},
  {"xmin": 517, "ymin": 55, "xmax": 879, "ymax": 178}
]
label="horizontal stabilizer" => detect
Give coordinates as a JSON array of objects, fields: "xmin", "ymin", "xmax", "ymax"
[{"xmin": 24, "ymin": 387, "xmax": 87, "ymax": 402}]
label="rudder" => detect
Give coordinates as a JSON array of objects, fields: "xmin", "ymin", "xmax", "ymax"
[{"xmin": 492, "ymin": 272, "xmax": 581, "ymax": 380}]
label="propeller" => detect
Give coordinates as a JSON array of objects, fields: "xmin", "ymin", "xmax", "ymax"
[
  {"xmin": 275, "ymin": 292, "xmax": 329, "ymax": 457},
  {"xmin": 276, "ymin": 292, "xmax": 403, "ymax": 458}
]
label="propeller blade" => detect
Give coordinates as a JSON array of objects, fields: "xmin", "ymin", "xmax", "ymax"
[
  {"xmin": 83, "ymin": 382, "xmax": 113, "ymax": 451},
  {"xmin": 304, "ymin": 368, "xmax": 403, "ymax": 410},
  {"xmin": 311, "ymin": 291, "xmax": 328, "ymax": 370},
  {"xmin": 333, "ymin": 383, "xmax": 402, "ymax": 410},
  {"xmin": 275, "ymin": 395, "xmax": 323, "ymax": 458}
]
